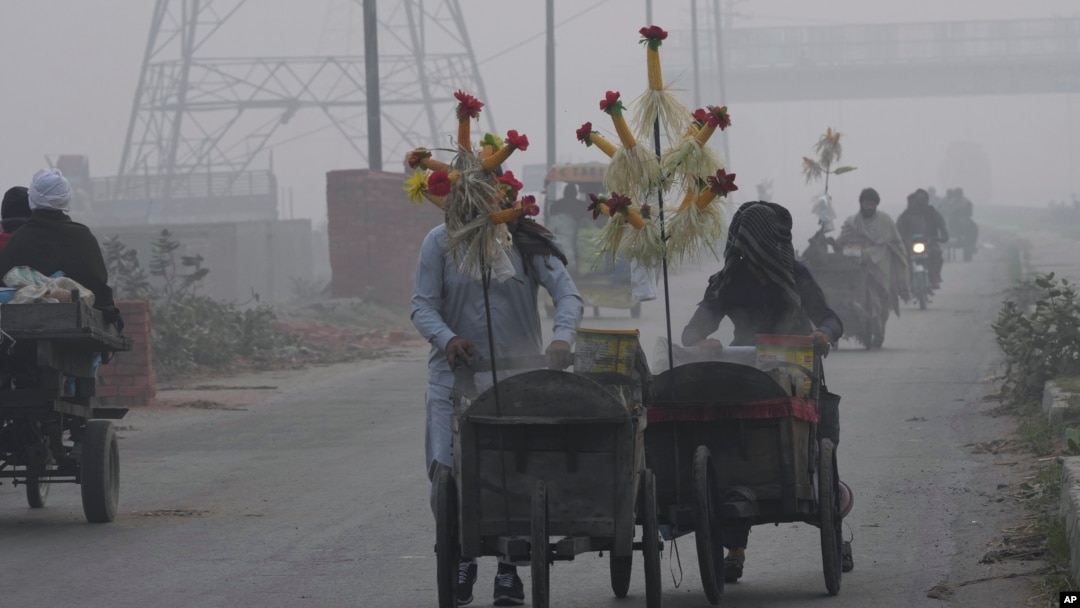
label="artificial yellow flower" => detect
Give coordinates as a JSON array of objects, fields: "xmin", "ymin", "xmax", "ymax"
[{"xmin": 404, "ymin": 170, "xmax": 428, "ymax": 204}]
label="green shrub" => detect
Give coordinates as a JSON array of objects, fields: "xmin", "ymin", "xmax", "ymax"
[{"xmin": 104, "ymin": 230, "xmax": 297, "ymax": 377}]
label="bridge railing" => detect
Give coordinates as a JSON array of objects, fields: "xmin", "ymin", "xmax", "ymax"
[{"xmin": 672, "ymin": 18, "xmax": 1080, "ymax": 71}]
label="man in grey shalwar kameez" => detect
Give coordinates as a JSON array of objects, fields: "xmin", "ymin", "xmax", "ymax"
[
  {"xmin": 412, "ymin": 217, "xmax": 583, "ymax": 606},
  {"xmin": 835, "ymin": 187, "xmax": 909, "ymax": 348}
]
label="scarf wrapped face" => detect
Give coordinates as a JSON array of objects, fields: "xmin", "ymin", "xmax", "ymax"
[{"xmin": 710, "ymin": 201, "xmax": 800, "ymax": 311}]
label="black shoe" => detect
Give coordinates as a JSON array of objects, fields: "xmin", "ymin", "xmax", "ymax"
[
  {"xmin": 841, "ymin": 541, "xmax": 854, "ymax": 573},
  {"xmin": 456, "ymin": 560, "xmax": 477, "ymax": 606},
  {"xmin": 493, "ymin": 565, "xmax": 525, "ymax": 606},
  {"xmin": 723, "ymin": 554, "xmax": 744, "ymax": 582}
]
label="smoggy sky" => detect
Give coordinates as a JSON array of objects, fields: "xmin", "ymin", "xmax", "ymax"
[{"xmin": 1, "ymin": 0, "xmax": 1078, "ymax": 226}]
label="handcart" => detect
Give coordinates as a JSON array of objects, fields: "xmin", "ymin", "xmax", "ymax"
[
  {"xmin": 646, "ymin": 337, "xmax": 844, "ymax": 602},
  {"xmin": 0, "ymin": 300, "xmax": 132, "ymax": 522},
  {"xmin": 434, "ymin": 330, "xmax": 663, "ymax": 608}
]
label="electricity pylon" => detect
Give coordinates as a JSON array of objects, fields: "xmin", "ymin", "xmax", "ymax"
[{"xmin": 114, "ymin": 0, "xmax": 494, "ymax": 200}]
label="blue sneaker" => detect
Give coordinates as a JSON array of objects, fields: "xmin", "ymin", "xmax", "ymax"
[
  {"xmin": 457, "ymin": 560, "xmax": 477, "ymax": 606},
  {"xmin": 492, "ymin": 564, "xmax": 525, "ymax": 606}
]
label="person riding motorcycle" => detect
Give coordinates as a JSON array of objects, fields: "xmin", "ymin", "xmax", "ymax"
[
  {"xmin": 896, "ymin": 189, "xmax": 949, "ymax": 289},
  {"xmin": 942, "ymin": 188, "xmax": 978, "ymax": 262},
  {"xmin": 834, "ymin": 188, "xmax": 909, "ymax": 348}
]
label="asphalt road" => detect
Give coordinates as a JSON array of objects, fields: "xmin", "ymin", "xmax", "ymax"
[{"xmin": 0, "ymin": 237, "xmax": 1037, "ymax": 607}]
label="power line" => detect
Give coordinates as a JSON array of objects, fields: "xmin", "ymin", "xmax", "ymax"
[{"xmin": 478, "ymin": 0, "xmax": 614, "ymax": 65}]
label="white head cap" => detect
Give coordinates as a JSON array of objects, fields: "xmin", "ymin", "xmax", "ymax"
[{"xmin": 28, "ymin": 168, "xmax": 72, "ymax": 212}]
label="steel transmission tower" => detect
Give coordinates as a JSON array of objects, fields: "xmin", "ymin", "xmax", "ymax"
[{"xmin": 114, "ymin": 0, "xmax": 494, "ymax": 202}]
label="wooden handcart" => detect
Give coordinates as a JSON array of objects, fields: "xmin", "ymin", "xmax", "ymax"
[
  {"xmin": 646, "ymin": 340, "xmax": 844, "ymax": 602},
  {"xmin": 435, "ymin": 346, "xmax": 663, "ymax": 608},
  {"xmin": 0, "ymin": 301, "xmax": 132, "ymax": 522}
]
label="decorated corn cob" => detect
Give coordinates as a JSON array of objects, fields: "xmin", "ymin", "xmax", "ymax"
[
  {"xmin": 599, "ymin": 91, "xmax": 661, "ymax": 199},
  {"xmin": 631, "ymin": 25, "xmax": 690, "ymax": 146},
  {"xmin": 406, "ymin": 148, "xmax": 453, "ymax": 174},
  {"xmin": 454, "ymin": 91, "xmax": 484, "ymax": 153},
  {"xmin": 575, "ymin": 122, "xmax": 617, "ymax": 159},
  {"xmin": 481, "ymin": 130, "xmax": 529, "ymax": 173},
  {"xmin": 478, "ymin": 133, "xmax": 503, "ymax": 162},
  {"xmin": 661, "ymin": 106, "xmax": 729, "ymax": 184},
  {"xmin": 667, "ymin": 180, "xmax": 722, "ymax": 263},
  {"xmin": 587, "ymin": 192, "xmax": 665, "ymax": 268}
]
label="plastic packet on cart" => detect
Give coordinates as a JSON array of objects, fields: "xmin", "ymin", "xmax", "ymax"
[
  {"xmin": 652, "ymin": 336, "xmax": 757, "ymax": 371},
  {"xmin": 3, "ymin": 266, "xmax": 49, "ymax": 289}
]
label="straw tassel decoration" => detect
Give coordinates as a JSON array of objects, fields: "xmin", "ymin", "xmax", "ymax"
[
  {"xmin": 631, "ymin": 26, "xmax": 691, "ymax": 146},
  {"xmin": 600, "ymin": 91, "xmax": 661, "ymax": 199},
  {"xmin": 587, "ymin": 192, "xmax": 665, "ymax": 268},
  {"xmin": 661, "ymin": 106, "xmax": 730, "ymax": 185}
]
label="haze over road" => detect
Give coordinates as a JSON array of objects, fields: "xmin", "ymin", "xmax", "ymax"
[{"xmin": 0, "ymin": 235, "xmax": 1030, "ymax": 607}]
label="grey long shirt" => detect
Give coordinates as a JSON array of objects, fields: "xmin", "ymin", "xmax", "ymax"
[{"xmin": 411, "ymin": 224, "xmax": 583, "ymax": 388}]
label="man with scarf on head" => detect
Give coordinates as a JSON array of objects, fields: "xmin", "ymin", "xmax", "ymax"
[
  {"xmin": 896, "ymin": 188, "xmax": 949, "ymax": 288},
  {"xmin": 682, "ymin": 201, "xmax": 845, "ymax": 582},
  {"xmin": 835, "ymin": 187, "xmax": 909, "ymax": 348},
  {"xmin": 0, "ymin": 169, "xmax": 122, "ymax": 329},
  {"xmin": 411, "ymin": 194, "xmax": 583, "ymax": 606}
]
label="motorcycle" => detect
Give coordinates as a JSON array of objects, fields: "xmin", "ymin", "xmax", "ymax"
[{"xmin": 909, "ymin": 233, "xmax": 932, "ymax": 310}]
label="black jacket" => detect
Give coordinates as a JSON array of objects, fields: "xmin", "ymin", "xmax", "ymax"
[
  {"xmin": 683, "ymin": 261, "xmax": 843, "ymax": 347},
  {"xmin": 896, "ymin": 206, "xmax": 949, "ymax": 246},
  {"xmin": 0, "ymin": 209, "xmax": 120, "ymax": 324}
]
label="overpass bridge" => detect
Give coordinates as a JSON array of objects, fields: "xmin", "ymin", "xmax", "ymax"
[{"xmin": 669, "ymin": 18, "xmax": 1080, "ymax": 102}]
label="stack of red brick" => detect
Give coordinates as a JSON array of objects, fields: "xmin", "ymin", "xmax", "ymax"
[
  {"xmin": 97, "ymin": 300, "xmax": 156, "ymax": 407},
  {"xmin": 326, "ymin": 169, "xmax": 443, "ymax": 307}
]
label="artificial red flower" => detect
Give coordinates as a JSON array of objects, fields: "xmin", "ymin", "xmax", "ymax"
[
  {"xmin": 638, "ymin": 26, "xmax": 668, "ymax": 49},
  {"xmin": 454, "ymin": 90, "xmax": 484, "ymax": 120},
  {"xmin": 428, "ymin": 171, "xmax": 452, "ymax": 197},
  {"xmin": 707, "ymin": 105, "xmax": 732, "ymax": 130},
  {"xmin": 506, "ymin": 130, "xmax": 530, "ymax": 150},
  {"xmin": 692, "ymin": 108, "xmax": 709, "ymax": 126},
  {"xmin": 707, "ymin": 169, "xmax": 738, "ymax": 197},
  {"xmin": 599, "ymin": 91, "xmax": 624, "ymax": 115},
  {"xmin": 496, "ymin": 171, "xmax": 523, "ymax": 197},
  {"xmin": 587, "ymin": 193, "xmax": 605, "ymax": 220},
  {"xmin": 517, "ymin": 195, "xmax": 540, "ymax": 217},
  {"xmin": 576, "ymin": 122, "xmax": 595, "ymax": 143},
  {"xmin": 606, "ymin": 192, "xmax": 632, "ymax": 215}
]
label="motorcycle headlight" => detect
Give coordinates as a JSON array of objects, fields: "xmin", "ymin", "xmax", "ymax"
[{"xmin": 912, "ymin": 242, "xmax": 926, "ymax": 254}]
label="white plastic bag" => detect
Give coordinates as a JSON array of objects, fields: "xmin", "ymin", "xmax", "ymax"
[{"xmin": 3, "ymin": 266, "xmax": 49, "ymax": 289}]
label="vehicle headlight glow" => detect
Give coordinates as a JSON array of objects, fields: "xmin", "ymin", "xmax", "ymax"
[{"xmin": 912, "ymin": 242, "xmax": 926, "ymax": 254}]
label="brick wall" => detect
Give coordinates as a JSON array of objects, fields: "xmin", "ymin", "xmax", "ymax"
[
  {"xmin": 96, "ymin": 300, "xmax": 156, "ymax": 407},
  {"xmin": 326, "ymin": 169, "xmax": 444, "ymax": 306}
]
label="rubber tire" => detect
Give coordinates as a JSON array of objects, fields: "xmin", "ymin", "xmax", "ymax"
[
  {"xmin": 642, "ymin": 468, "xmax": 663, "ymax": 608},
  {"xmin": 80, "ymin": 420, "xmax": 119, "ymax": 523},
  {"xmin": 435, "ymin": 467, "xmax": 460, "ymax": 608},
  {"xmin": 631, "ymin": 303, "xmax": 642, "ymax": 319},
  {"xmin": 531, "ymin": 480, "xmax": 550, "ymax": 608},
  {"xmin": 693, "ymin": 446, "xmax": 724, "ymax": 604},
  {"xmin": 918, "ymin": 292, "xmax": 927, "ymax": 311},
  {"xmin": 819, "ymin": 439, "xmax": 842, "ymax": 596},
  {"xmin": 609, "ymin": 551, "xmax": 632, "ymax": 598},
  {"xmin": 26, "ymin": 474, "xmax": 49, "ymax": 509}
]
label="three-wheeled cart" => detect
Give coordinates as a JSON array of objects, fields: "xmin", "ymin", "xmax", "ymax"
[
  {"xmin": 435, "ymin": 353, "xmax": 663, "ymax": 608},
  {"xmin": 0, "ymin": 301, "xmax": 131, "ymax": 522},
  {"xmin": 645, "ymin": 342, "xmax": 844, "ymax": 602},
  {"xmin": 803, "ymin": 248, "xmax": 879, "ymax": 349}
]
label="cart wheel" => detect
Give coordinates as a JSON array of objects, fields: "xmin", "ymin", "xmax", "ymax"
[
  {"xmin": 631, "ymin": 303, "xmax": 642, "ymax": 319},
  {"xmin": 435, "ymin": 466, "xmax": 460, "ymax": 608},
  {"xmin": 26, "ymin": 474, "xmax": 50, "ymax": 509},
  {"xmin": 609, "ymin": 550, "xmax": 632, "ymax": 598},
  {"xmin": 531, "ymin": 479, "xmax": 550, "ymax": 608},
  {"xmin": 80, "ymin": 420, "xmax": 119, "ymax": 523},
  {"xmin": 693, "ymin": 446, "xmax": 724, "ymax": 604},
  {"xmin": 818, "ymin": 439, "xmax": 842, "ymax": 596},
  {"xmin": 641, "ymin": 468, "xmax": 662, "ymax": 608}
]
